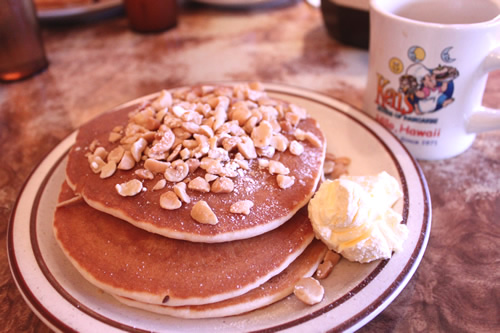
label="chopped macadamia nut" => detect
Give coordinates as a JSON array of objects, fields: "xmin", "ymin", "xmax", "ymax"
[
  {"xmin": 173, "ymin": 182, "xmax": 191, "ymax": 203},
  {"xmin": 100, "ymin": 161, "xmax": 117, "ymax": 179},
  {"xmin": 94, "ymin": 147, "xmax": 108, "ymax": 160},
  {"xmin": 221, "ymin": 136, "xmax": 241, "ymax": 152},
  {"xmin": 230, "ymin": 200, "xmax": 254, "ymax": 215},
  {"xmin": 109, "ymin": 132, "xmax": 122, "ymax": 143},
  {"xmin": 131, "ymin": 109, "xmax": 160, "ymax": 131},
  {"xmin": 208, "ymin": 147, "xmax": 229, "ymax": 161},
  {"xmin": 88, "ymin": 155, "xmax": 106, "ymax": 173},
  {"xmin": 288, "ymin": 104, "xmax": 307, "ymax": 120},
  {"xmin": 135, "ymin": 168, "xmax": 154, "ymax": 180},
  {"xmin": 315, "ymin": 251, "xmax": 341, "ymax": 279},
  {"xmin": 108, "ymin": 146, "xmax": 125, "ymax": 164},
  {"xmin": 118, "ymin": 151, "xmax": 136, "ymax": 170},
  {"xmin": 285, "ymin": 111, "xmax": 301, "ymax": 127},
  {"xmin": 199, "ymin": 124, "xmax": 214, "ymax": 138},
  {"xmin": 144, "ymin": 158, "xmax": 170, "ymax": 174},
  {"xmin": 335, "ymin": 156, "xmax": 351, "ymax": 165},
  {"xmin": 164, "ymin": 160, "xmax": 189, "ymax": 182},
  {"xmin": 294, "ymin": 277, "xmax": 324, "ymax": 305},
  {"xmin": 248, "ymin": 81, "xmax": 264, "ymax": 91},
  {"xmin": 152, "ymin": 89, "xmax": 173, "ymax": 110},
  {"xmin": 191, "ymin": 200, "xmax": 218, "ymax": 225},
  {"xmin": 268, "ymin": 160, "xmax": 290, "ymax": 175},
  {"xmin": 289, "ymin": 140, "xmax": 304, "ymax": 156},
  {"xmin": 188, "ymin": 177, "xmax": 211, "ymax": 193},
  {"xmin": 237, "ymin": 136, "xmax": 257, "ymax": 159},
  {"xmin": 200, "ymin": 157, "xmax": 224, "ymax": 175},
  {"xmin": 160, "ymin": 191, "xmax": 182, "ymax": 210},
  {"xmin": 115, "ymin": 179, "xmax": 143, "ymax": 197},
  {"xmin": 305, "ymin": 131, "xmax": 322, "ymax": 148},
  {"xmin": 235, "ymin": 159, "xmax": 249, "ymax": 170},
  {"xmin": 185, "ymin": 158, "xmax": 200, "ymax": 173},
  {"xmin": 231, "ymin": 107, "xmax": 252, "ymax": 126},
  {"xmin": 324, "ymin": 250, "xmax": 342, "ymax": 264},
  {"xmin": 211, "ymin": 176, "xmax": 234, "ymax": 193},
  {"xmin": 205, "ymin": 173, "xmax": 219, "ymax": 182},
  {"xmin": 294, "ymin": 128, "xmax": 306, "ymax": 141},
  {"xmin": 89, "ymin": 139, "xmax": 99, "ymax": 153},
  {"xmin": 315, "ymin": 260, "xmax": 334, "ymax": 280},
  {"xmin": 251, "ymin": 120, "xmax": 273, "ymax": 148},
  {"xmin": 270, "ymin": 134, "xmax": 288, "ymax": 152},
  {"xmin": 258, "ymin": 158, "xmax": 269, "ymax": 168},
  {"xmin": 180, "ymin": 147, "xmax": 191, "ymax": 160},
  {"xmin": 181, "ymin": 121, "xmax": 200, "ymax": 134},
  {"xmin": 323, "ymin": 160, "xmax": 335, "ymax": 174},
  {"xmin": 329, "ymin": 156, "xmax": 351, "ymax": 179},
  {"xmin": 148, "ymin": 127, "xmax": 175, "ymax": 159},
  {"xmin": 152, "ymin": 179, "xmax": 167, "ymax": 191},
  {"xmin": 131, "ymin": 138, "xmax": 148, "ymax": 162},
  {"xmin": 167, "ymin": 144, "xmax": 182, "ymax": 162},
  {"xmin": 257, "ymin": 146, "xmax": 275, "ymax": 158},
  {"xmin": 277, "ymin": 175, "xmax": 295, "ymax": 189},
  {"xmin": 243, "ymin": 116, "xmax": 259, "ymax": 133},
  {"xmin": 182, "ymin": 139, "xmax": 198, "ymax": 149},
  {"xmin": 172, "ymin": 104, "xmax": 188, "ymax": 118},
  {"xmin": 325, "ymin": 152, "xmax": 336, "ymax": 161}
]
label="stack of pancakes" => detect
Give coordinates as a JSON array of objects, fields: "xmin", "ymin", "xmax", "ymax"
[{"xmin": 54, "ymin": 83, "xmax": 328, "ymax": 318}]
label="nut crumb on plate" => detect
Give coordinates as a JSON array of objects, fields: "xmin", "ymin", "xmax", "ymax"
[{"xmin": 294, "ymin": 277, "xmax": 324, "ymax": 305}]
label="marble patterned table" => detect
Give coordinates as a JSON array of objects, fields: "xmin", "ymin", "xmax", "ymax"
[{"xmin": 1, "ymin": 1, "xmax": 499, "ymax": 332}]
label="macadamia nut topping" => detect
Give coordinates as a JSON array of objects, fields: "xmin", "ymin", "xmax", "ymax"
[{"xmin": 86, "ymin": 83, "xmax": 322, "ymax": 225}]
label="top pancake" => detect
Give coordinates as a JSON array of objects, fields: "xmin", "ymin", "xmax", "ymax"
[{"xmin": 66, "ymin": 83, "xmax": 326, "ymax": 242}]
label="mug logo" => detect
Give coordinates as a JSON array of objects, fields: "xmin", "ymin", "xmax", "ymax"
[{"xmin": 375, "ymin": 46, "xmax": 460, "ymax": 117}]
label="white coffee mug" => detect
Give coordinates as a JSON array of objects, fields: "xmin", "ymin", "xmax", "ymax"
[{"xmin": 364, "ymin": 0, "xmax": 500, "ymax": 160}]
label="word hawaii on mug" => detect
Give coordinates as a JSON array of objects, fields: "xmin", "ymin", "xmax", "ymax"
[{"xmin": 364, "ymin": 0, "xmax": 500, "ymax": 160}]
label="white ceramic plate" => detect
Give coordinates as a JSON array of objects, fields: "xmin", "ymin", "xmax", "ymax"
[
  {"xmin": 37, "ymin": 0, "xmax": 122, "ymax": 21},
  {"xmin": 7, "ymin": 83, "xmax": 431, "ymax": 332}
]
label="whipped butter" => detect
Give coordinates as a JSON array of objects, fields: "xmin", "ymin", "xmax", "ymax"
[{"xmin": 308, "ymin": 171, "xmax": 408, "ymax": 263}]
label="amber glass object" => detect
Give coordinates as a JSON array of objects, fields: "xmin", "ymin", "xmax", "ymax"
[
  {"xmin": 124, "ymin": 0, "xmax": 178, "ymax": 33},
  {"xmin": 0, "ymin": 0, "xmax": 49, "ymax": 82}
]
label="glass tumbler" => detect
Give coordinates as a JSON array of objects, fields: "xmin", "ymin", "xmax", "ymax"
[{"xmin": 0, "ymin": 0, "xmax": 49, "ymax": 82}]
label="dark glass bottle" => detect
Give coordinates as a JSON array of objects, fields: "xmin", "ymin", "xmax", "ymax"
[{"xmin": 321, "ymin": 0, "xmax": 370, "ymax": 49}]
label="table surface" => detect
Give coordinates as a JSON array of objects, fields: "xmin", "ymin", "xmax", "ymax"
[{"xmin": 1, "ymin": 1, "xmax": 499, "ymax": 332}]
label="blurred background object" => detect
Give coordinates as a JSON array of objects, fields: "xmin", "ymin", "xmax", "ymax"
[
  {"xmin": 34, "ymin": 0, "xmax": 124, "ymax": 22},
  {"xmin": 321, "ymin": 0, "xmax": 369, "ymax": 49},
  {"xmin": 124, "ymin": 0, "xmax": 178, "ymax": 33},
  {"xmin": 0, "ymin": 0, "xmax": 49, "ymax": 82}
]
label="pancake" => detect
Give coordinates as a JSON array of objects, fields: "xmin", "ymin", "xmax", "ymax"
[
  {"xmin": 65, "ymin": 83, "xmax": 326, "ymax": 243},
  {"xmin": 54, "ymin": 181, "xmax": 315, "ymax": 306},
  {"xmin": 112, "ymin": 239, "xmax": 327, "ymax": 318}
]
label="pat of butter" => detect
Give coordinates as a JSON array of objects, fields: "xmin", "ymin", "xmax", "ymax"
[{"xmin": 308, "ymin": 171, "xmax": 408, "ymax": 263}]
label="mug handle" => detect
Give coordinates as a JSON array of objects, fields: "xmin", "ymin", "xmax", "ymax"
[{"xmin": 466, "ymin": 47, "xmax": 500, "ymax": 133}]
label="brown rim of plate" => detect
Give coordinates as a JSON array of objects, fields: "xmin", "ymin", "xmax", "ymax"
[{"xmin": 7, "ymin": 84, "xmax": 431, "ymax": 332}]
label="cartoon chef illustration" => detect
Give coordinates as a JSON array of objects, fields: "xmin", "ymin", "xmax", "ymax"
[{"xmin": 398, "ymin": 46, "xmax": 459, "ymax": 115}]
